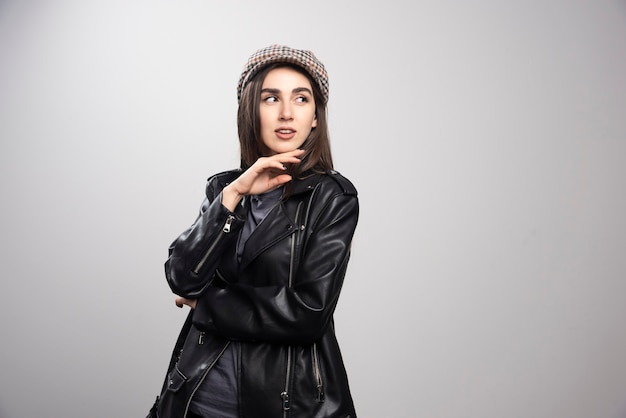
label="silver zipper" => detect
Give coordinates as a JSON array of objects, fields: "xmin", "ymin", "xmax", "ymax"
[
  {"xmin": 223, "ymin": 214, "xmax": 235, "ymax": 233},
  {"xmin": 281, "ymin": 347, "xmax": 292, "ymax": 414},
  {"xmin": 183, "ymin": 341, "xmax": 231, "ymax": 418},
  {"xmin": 287, "ymin": 202, "xmax": 303, "ymax": 287},
  {"xmin": 312, "ymin": 343, "xmax": 325, "ymax": 402},
  {"xmin": 192, "ymin": 215, "xmax": 235, "ymax": 275},
  {"xmin": 281, "ymin": 201, "xmax": 304, "ymax": 416}
]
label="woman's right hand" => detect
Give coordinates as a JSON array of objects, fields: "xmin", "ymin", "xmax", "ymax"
[{"xmin": 221, "ymin": 149, "xmax": 305, "ymax": 211}]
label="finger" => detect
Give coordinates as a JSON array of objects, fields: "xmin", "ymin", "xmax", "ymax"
[
  {"xmin": 281, "ymin": 156, "xmax": 303, "ymax": 165},
  {"xmin": 252, "ymin": 158, "xmax": 287, "ymax": 172},
  {"xmin": 254, "ymin": 151, "xmax": 303, "ymax": 171},
  {"xmin": 265, "ymin": 160, "xmax": 289, "ymax": 171},
  {"xmin": 271, "ymin": 149, "xmax": 306, "ymax": 162},
  {"xmin": 268, "ymin": 174, "xmax": 293, "ymax": 188},
  {"xmin": 269, "ymin": 155, "xmax": 303, "ymax": 170},
  {"xmin": 283, "ymin": 148, "xmax": 306, "ymax": 157}
]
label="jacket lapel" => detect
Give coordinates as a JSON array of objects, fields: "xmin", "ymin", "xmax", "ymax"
[
  {"xmin": 237, "ymin": 173, "xmax": 322, "ymax": 272},
  {"xmin": 238, "ymin": 201, "xmax": 295, "ymax": 271}
]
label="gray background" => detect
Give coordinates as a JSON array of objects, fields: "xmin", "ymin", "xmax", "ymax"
[{"xmin": 1, "ymin": 1, "xmax": 625, "ymax": 417}]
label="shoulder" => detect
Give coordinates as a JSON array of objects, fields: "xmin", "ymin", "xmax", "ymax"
[
  {"xmin": 324, "ymin": 170, "xmax": 358, "ymax": 197},
  {"xmin": 304, "ymin": 171, "xmax": 359, "ymax": 225},
  {"xmin": 205, "ymin": 169, "xmax": 242, "ymax": 198},
  {"xmin": 293, "ymin": 170, "xmax": 358, "ymax": 198},
  {"xmin": 207, "ymin": 168, "xmax": 242, "ymax": 185}
]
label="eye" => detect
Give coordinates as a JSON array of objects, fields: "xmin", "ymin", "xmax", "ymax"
[
  {"xmin": 263, "ymin": 95, "xmax": 278, "ymax": 103},
  {"xmin": 295, "ymin": 96, "xmax": 309, "ymax": 103}
]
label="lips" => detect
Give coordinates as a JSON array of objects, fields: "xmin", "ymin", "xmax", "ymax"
[{"xmin": 275, "ymin": 127, "xmax": 296, "ymax": 140}]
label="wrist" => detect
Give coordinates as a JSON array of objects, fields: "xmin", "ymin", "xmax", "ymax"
[{"xmin": 222, "ymin": 183, "xmax": 244, "ymax": 212}]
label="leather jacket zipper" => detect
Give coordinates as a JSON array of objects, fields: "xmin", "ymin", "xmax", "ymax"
[
  {"xmin": 312, "ymin": 343, "xmax": 325, "ymax": 402},
  {"xmin": 281, "ymin": 200, "xmax": 304, "ymax": 416},
  {"xmin": 281, "ymin": 347, "xmax": 292, "ymax": 414},
  {"xmin": 183, "ymin": 341, "xmax": 231, "ymax": 418},
  {"xmin": 288, "ymin": 202, "xmax": 303, "ymax": 287},
  {"xmin": 192, "ymin": 215, "xmax": 235, "ymax": 275}
]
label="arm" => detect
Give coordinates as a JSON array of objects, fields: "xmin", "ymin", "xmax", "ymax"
[
  {"xmin": 166, "ymin": 150, "xmax": 305, "ymax": 298},
  {"xmin": 165, "ymin": 178, "xmax": 246, "ymax": 299},
  {"xmin": 191, "ymin": 191, "xmax": 359, "ymax": 344}
]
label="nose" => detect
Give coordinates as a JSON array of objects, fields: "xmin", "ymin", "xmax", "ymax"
[{"xmin": 279, "ymin": 102, "xmax": 293, "ymax": 120}]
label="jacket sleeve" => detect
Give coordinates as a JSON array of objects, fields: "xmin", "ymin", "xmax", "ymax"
[
  {"xmin": 165, "ymin": 177, "xmax": 246, "ymax": 299},
  {"xmin": 191, "ymin": 190, "xmax": 359, "ymax": 345}
]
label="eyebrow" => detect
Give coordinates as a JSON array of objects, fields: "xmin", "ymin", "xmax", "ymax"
[{"xmin": 261, "ymin": 87, "xmax": 313, "ymax": 95}]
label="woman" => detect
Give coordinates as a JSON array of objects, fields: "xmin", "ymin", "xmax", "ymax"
[{"xmin": 152, "ymin": 45, "xmax": 359, "ymax": 418}]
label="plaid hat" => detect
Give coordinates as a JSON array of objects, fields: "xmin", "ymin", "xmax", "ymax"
[{"xmin": 237, "ymin": 44, "xmax": 329, "ymax": 103}]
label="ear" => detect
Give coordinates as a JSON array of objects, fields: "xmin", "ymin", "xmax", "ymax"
[{"xmin": 311, "ymin": 114, "xmax": 318, "ymax": 128}]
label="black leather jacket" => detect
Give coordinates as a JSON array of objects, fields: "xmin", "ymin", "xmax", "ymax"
[{"xmin": 156, "ymin": 169, "xmax": 359, "ymax": 418}]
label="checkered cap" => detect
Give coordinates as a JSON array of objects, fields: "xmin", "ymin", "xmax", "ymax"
[{"xmin": 237, "ymin": 45, "xmax": 329, "ymax": 103}]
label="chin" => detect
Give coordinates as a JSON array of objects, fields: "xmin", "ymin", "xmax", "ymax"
[{"xmin": 270, "ymin": 144, "xmax": 299, "ymax": 154}]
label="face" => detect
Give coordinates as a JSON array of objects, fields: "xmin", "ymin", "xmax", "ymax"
[{"xmin": 259, "ymin": 67, "xmax": 318, "ymax": 156}]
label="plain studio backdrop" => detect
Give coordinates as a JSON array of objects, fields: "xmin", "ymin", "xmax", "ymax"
[{"xmin": 1, "ymin": 1, "xmax": 625, "ymax": 417}]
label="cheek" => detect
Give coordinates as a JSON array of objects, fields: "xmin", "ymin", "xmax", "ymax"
[{"xmin": 259, "ymin": 110, "xmax": 272, "ymax": 130}]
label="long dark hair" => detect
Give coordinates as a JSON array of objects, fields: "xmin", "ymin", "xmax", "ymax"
[{"xmin": 237, "ymin": 63, "xmax": 333, "ymax": 179}]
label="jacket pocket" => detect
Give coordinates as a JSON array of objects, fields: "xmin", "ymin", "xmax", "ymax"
[{"xmin": 166, "ymin": 364, "xmax": 188, "ymax": 393}]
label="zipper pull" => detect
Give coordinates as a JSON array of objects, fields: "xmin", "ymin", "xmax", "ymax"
[
  {"xmin": 223, "ymin": 215, "xmax": 235, "ymax": 233},
  {"xmin": 280, "ymin": 391, "xmax": 290, "ymax": 411},
  {"xmin": 316, "ymin": 385, "xmax": 325, "ymax": 402},
  {"xmin": 198, "ymin": 332, "xmax": 205, "ymax": 345}
]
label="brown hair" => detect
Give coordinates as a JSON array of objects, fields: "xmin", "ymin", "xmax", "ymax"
[{"xmin": 237, "ymin": 63, "xmax": 333, "ymax": 179}]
